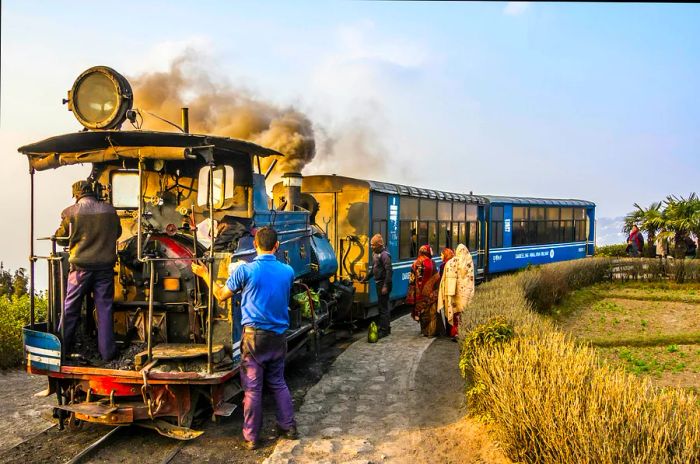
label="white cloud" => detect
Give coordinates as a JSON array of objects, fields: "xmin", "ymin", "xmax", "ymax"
[{"xmin": 503, "ymin": 2, "xmax": 531, "ymax": 16}]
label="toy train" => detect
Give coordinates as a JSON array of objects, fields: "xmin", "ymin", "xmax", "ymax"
[{"xmin": 18, "ymin": 66, "xmax": 595, "ymax": 438}]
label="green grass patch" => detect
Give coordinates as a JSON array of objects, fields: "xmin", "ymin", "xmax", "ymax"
[
  {"xmin": 588, "ymin": 332, "xmax": 700, "ymax": 348},
  {"xmin": 598, "ymin": 344, "xmax": 700, "ymax": 377}
]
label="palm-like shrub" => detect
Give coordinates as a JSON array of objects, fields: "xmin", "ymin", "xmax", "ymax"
[{"xmin": 624, "ymin": 194, "xmax": 699, "ymax": 259}]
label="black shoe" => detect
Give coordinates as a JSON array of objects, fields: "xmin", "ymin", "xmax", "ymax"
[
  {"xmin": 243, "ymin": 440, "xmax": 258, "ymax": 450},
  {"xmin": 276, "ymin": 425, "xmax": 299, "ymax": 440}
]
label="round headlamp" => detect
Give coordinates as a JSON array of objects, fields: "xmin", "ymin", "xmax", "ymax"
[{"xmin": 66, "ymin": 66, "xmax": 133, "ymax": 130}]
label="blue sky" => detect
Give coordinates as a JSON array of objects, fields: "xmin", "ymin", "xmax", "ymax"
[{"xmin": 1, "ymin": 1, "xmax": 699, "ymax": 273}]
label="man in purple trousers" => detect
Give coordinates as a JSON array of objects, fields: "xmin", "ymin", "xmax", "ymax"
[
  {"xmin": 56, "ymin": 180, "xmax": 121, "ymax": 362},
  {"xmin": 192, "ymin": 226, "xmax": 297, "ymax": 450}
]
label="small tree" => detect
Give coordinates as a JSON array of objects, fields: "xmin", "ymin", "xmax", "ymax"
[
  {"xmin": 0, "ymin": 263, "xmax": 13, "ymax": 298},
  {"xmin": 12, "ymin": 268, "xmax": 28, "ymax": 298},
  {"xmin": 660, "ymin": 194, "xmax": 699, "ymax": 259}
]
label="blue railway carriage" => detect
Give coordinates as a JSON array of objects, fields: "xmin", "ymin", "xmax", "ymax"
[
  {"xmin": 484, "ymin": 196, "xmax": 596, "ymax": 274},
  {"xmin": 273, "ymin": 175, "xmax": 487, "ymax": 319}
]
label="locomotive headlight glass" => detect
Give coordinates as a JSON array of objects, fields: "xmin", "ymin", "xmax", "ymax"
[{"xmin": 68, "ymin": 66, "xmax": 133, "ymax": 130}]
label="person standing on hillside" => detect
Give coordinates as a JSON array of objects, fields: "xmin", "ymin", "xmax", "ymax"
[
  {"xmin": 365, "ymin": 234, "xmax": 393, "ymax": 338},
  {"xmin": 191, "ymin": 226, "xmax": 297, "ymax": 450},
  {"xmin": 626, "ymin": 225, "xmax": 643, "ymax": 257},
  {"xmin": 655, "ymin": 236, "xmax": 668, "ymax": 260},
  {"xmin": 56, "ymin": 180, "xmax": 121, "ymax": 363}
]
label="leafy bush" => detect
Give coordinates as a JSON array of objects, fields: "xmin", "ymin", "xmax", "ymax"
[
  {"xmin": 521, "ymin": 258, "xmax": 612, "ymax": 313},
  {"xmin": 459, "ymin": 259, "xmax": 700, "ymax": 463},
  {"xmin": 596, "ymin": 244, "xmax": 628, "ymax": 257},
  {"xmin": 459, "ymin": 317, "xmax": 514, "ymax": 379},
  {"xmin": 610, "ymin": 258, "xmax": 700, "ymax": 283},
  {"xmin": 0, "ymin": 294, "xmax": 47, "ymax": 369}
]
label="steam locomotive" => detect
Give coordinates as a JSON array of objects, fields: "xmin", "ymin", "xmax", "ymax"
[{"xmin": 19, "ymin": 66, "xmax": 595, "ymax": 439}]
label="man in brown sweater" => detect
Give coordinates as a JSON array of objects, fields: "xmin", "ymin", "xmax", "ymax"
[{"xmin": 56, "ymin": 180, "xmax": 121, "ymax": 361}]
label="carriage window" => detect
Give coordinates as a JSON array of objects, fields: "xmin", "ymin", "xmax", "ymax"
[
  {"xmin": 419, "ymin": 199, "xmax": 437, "ymax": 221},
  {"xmin": 512, "ymin": 207, "xmax": 528, "ymax": 246},
  {"xmin": 197, "ymin": 166, "xmax": 234, "ymax": 209},
  {"xmin": 490, "ymin": 206, "xmax": 504, "ymax": 248},
  {"xmin": 372, "ymin": 194, "xmax": 388, "ymax": 220},
  {"xmin": 399, "ymin": 197, "xmax": 419, "ymax": 260},
  {"xmin": 418, "ymin": 221, "xmax": 429, "ymax": 249},
  {"xmin": 111, "ymin": 172, "xmax": 140, "ymax": 209},
  {"xmin": 429, "ymin": 222, "xmax": 438, "ymax": 255},
  {"xmin": 399, "ymin": 221, "xmax": 418, "ymax": 260},
  {"xmin": 575, "ymin": 208, "xmax": 587, "ymax": 241},
  {"xmin": 438, "ymin": 222, "xmax": 450, "ymax": 251},
  {"xmin": 400, "ymin": 197, "xmax": 418, "ymax": 220},
  {"xmin": 468, "ymin": 222, "xmax": 478, "ymax": 251},
  {"xmin": 466, "ymin": 204, "xmax": 478, "ymax": 221},
  {"xmin": 372, "ymin": 194, "xmax": 388, "ymax": 241},
  {"xmin": 438, "ymin": 201, "xmax": 452, "ymax": 221},
  {"xmin": 546, "ymin": 208, "xmax": 561, "ymax": 243},
  {"xmin": 453, "ymin": 203, "xmax": 466, "ymax": 221},
  {"xmin": 560, "ymin": 208, "xmax": 574, "ymax": 242}
]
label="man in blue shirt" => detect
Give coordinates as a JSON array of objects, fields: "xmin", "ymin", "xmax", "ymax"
[{"xmin": 191, "ymin": 226, "xmax": 297, "ymax": 449}]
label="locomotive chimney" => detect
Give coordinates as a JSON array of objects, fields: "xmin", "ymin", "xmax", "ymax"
[
  {"xmin": 282, "ymin": 172, "xmax": 302, "ymax": 212},
  {"xmin": 181, "ymin": 107, "xmax": 189, "ymax": 133}
]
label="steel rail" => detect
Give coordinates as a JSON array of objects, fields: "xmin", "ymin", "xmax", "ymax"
[
  {"xmin": 160, "ymin": 441, "xmax": 186, "ymax": 464},
  {"xmin": 64, "ymin": 425, "xmax": 124, "ymax": 464}
]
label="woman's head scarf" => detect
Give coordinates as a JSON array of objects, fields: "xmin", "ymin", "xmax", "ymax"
[
  {"xmin": 454, "ymin": 244, "xmax": 471, "ymax": 270},
  {"xmin": 418, "ymin": 244, "xmax": 433, "ymax": 258},
  {"xmin": 441, "ymin": 247, "xmax": 455, "ymax": 263}
]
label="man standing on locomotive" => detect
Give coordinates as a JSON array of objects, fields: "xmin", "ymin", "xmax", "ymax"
[
  {"xmin": 191, "ymin": 226, "xmax": 297, "ymax": 450},
  {"xmin": 56, "ymin": 180, "xmax": 121, "ymax": 362},
  {"xmin": 365, "ymin": 234, "xmax": 393, "ymax": 338}
]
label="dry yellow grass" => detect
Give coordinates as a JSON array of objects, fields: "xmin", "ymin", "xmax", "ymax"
[{"xmin": 459, "ymin": 259, "xmax": 700, "ymax": 463}]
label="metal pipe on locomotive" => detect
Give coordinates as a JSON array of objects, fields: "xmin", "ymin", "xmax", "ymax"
[{"xmin": 19, "ymin": 66, "xmax": 354, "ymax": 438}]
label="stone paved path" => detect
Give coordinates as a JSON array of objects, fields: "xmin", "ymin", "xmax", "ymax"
[
  {"xmin": 0, "ymin": 370, "xmax": 54, "ymax": 452},
  {"xmin": 264, "ymin": 314, "xmax": 435, "ymax": 464}
]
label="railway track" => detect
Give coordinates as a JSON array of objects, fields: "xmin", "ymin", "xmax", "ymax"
[
  {"xmin": 65, "ymin": 426, "xmax": 124, "ymax": 464},
  {"xmin": 1, "ymin": 328, "xmax": 356, "ymax": 464},
  {"xmin": 0, "ymin": 421, "xmax": 189, "ymax": 464}
]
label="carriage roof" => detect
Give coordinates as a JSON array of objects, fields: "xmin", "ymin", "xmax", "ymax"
[{"xmin": 482, "ymin": 195, "xmax": 596, "ymax": 208}]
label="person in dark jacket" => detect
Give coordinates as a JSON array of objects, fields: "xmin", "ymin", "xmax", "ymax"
[
  {"xmin": 365, "ymin": 234, "xmax": 393, "ymax": 338},
  {"xmin": 56, "ymin": 180, "xmax": 122, "ymax": 362}
]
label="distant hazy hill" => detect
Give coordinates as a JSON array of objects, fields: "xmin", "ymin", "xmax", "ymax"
[{"xmin": 596, "ymin": 217, "xmax": 626, "ymax": 246}]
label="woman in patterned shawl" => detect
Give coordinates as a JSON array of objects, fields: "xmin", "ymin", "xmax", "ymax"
[
  {"xmin": 437, "ymin": 244, "xmax": 475, "ymax": 339},
  {"xmin": 406, "ymin": 245, "xmax": 435, "ymax": 322}
]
